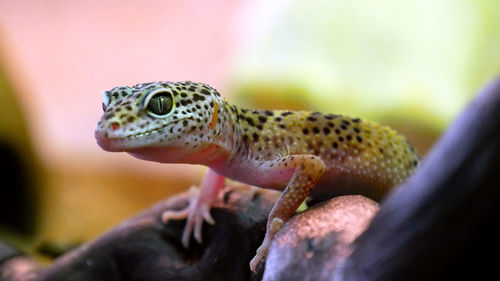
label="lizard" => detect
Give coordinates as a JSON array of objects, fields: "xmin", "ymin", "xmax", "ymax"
[{"xmin": 94, "ymin": 81, "xmax": 420, "ymax": 271}]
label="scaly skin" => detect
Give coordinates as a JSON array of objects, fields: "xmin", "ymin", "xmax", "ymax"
[{"xmin": 95, "ymin": 81, "xmax": 419, "ymax": 271}]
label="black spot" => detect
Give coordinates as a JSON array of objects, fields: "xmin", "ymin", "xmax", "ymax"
[
  {"xmin": 279, "ymin": 124, "xmax": 286, "ymax": 129},
  {"xmin": 342, "ymin": 120, "xmax": 351, "ymax": 126},
  {"xmin": 127, "ymin": 116, "xmax": 135, "ymax": 123},
  {"xmin": 354, "ymin": 127, "xmax": 361, "ymax": 133},
  {"xmin": 258, "ymin": 116, "xmax": 267, "ymax": 123},
  {"xmin": 192, "ymin": 93, "xmax": 205, "ymax": 101},
  {"xmin": 246, "ymin": 117, "xmax": 255, "ymax": 126},
  {"xmin": 183, "ymin": 99, "xmax": 194, "ymax": 106},
  {"xmin": 303, "ymin": 128, "xmax": 309, "ymax": 135},
  {"xmin": 275, "ymin": 117, "xmax": 282, "ymax": 122},
  {"xmin": 356, "ymin": 136, "xmax": 363, "ymax": 142},
  {"xmin": 323, "ymin": 127, "xmax": 330, "ymax": 134},
  {"xmin": 332, "ymin": 142, "xmax": 338, "ymax": 148},
  {"xmin": 253, "ymin": 133, "xmax": 259, "ymax": 142},
  {"xmin": 307, "ymin": 116, "xmax": 317, "ymax": 122},
  {"xmin": 346, "ymin": 135, "xmax": 352, "ymax": 141},
  {"xmin": 325, "ymin": 114, "xmax": 339, "ymax": 120},
  {"xmin": 335, "ymin": 129, "xmax": 341, "ymax": 134},
  {"xmin": 352, "ymin": 118, "xmax": 361, "ymax": 123},
  {"xmin": 338, "ymin": 136, "xmax": 344, "ymax": 142},
  {"xmin": 281, "ymin": 111, "xmax": 293, "ymax": 117},
  {"xmin": 313, "ymin": 127, "xmax": 320, "ymax": 134},
  {"xmin": 264, "ymin": 110, "xmax": 274, "ymax": 116},
  {"xmin": 181, "ymin": 93, "xmax": 188, "ymax": 98},
  {"xmin": 340, "ymin": 124, "xmax": 348, "ymax": 130},
  {"xmin": 256, "ymin": 124, "xmax": 263, "ymax": 130},
  {"xmin": 200, "ymin": 89, "xmax": 211, "ymax": 96},
  {"xmin": 182, "ymin": 120, "xmax": 188, "ymax": 127},
  {"xmin": 379, "ymin": 148, "xmax": 384, "ymax": 154}
]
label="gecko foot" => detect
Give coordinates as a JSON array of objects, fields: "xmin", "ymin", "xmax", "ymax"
[
  {"xmin": 162, "ymin": 186, "xmax": 215, "ymax": 248},
  {"xmin": 249, "ymin": 218, "xmax": 284, "ymax": 272}
]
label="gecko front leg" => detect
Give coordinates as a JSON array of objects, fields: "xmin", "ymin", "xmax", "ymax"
[
  {"xmin": 249, "ymin": 154, "xmax": 326, "ymax": 271},
  {"xmin": 162, "ymin": 169, "xmax": 225, "ymax": 247}
]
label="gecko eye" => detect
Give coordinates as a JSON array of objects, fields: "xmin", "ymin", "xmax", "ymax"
[
  {"xmin": 144, "ymin": 89, "xmax": 174, "ymax": 118},
  {"xmin": 102, "ymin": 90, "xmax": 111, "ymax": 112}
]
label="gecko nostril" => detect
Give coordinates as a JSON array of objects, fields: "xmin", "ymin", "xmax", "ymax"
[{"xmin": 111, "ymin": 122, "xmax": 120, "ymax": 131}]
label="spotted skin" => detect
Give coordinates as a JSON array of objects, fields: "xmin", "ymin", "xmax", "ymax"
[{"xmin": 95, "ymin": 81, "xmax": 419, "ymax": 271}]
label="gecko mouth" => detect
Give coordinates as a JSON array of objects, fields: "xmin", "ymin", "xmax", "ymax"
[{"xmin": 94, "ymin": 118, "xmax": 189, "ymax": 152}]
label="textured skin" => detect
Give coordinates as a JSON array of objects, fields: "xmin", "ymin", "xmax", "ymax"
[{"xmin": 95, "ymin": 81, "xmax": 419, "ymax": 271}]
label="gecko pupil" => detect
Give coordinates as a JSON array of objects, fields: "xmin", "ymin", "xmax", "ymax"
[{"xmin": 147, "ymin": 93, "xmax": 173, "ymax": 116}]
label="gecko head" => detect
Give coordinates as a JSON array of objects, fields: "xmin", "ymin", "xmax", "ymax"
[{"xmin": 95, "ymin": 81, "xmax": 221, "ymax": 153}]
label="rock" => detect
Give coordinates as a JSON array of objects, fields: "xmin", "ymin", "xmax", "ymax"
[
  {"xmin": 31, "ymin": 186, "xmax": 278, "ymax": 281},
  {"xmin": 263, "ymin": 195, "xmax": 378, "ymax": 281}
]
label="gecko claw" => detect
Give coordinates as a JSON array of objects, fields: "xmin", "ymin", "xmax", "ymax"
[
  {"xmin": 162, "ymin": 186, "xmax": 215, "ymax": 248},
  {"xmin": 249, "ymin": 236, "xmax": 271, "ymax": 272},
  {"xmin": 249, "ymin": 218, "xmax": 283, "ymax": 271}
]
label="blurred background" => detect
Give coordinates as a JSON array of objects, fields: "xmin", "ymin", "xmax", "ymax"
[{"xmin": 0, "ymin": 0, "xmax": 499, "ymax": 259}]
